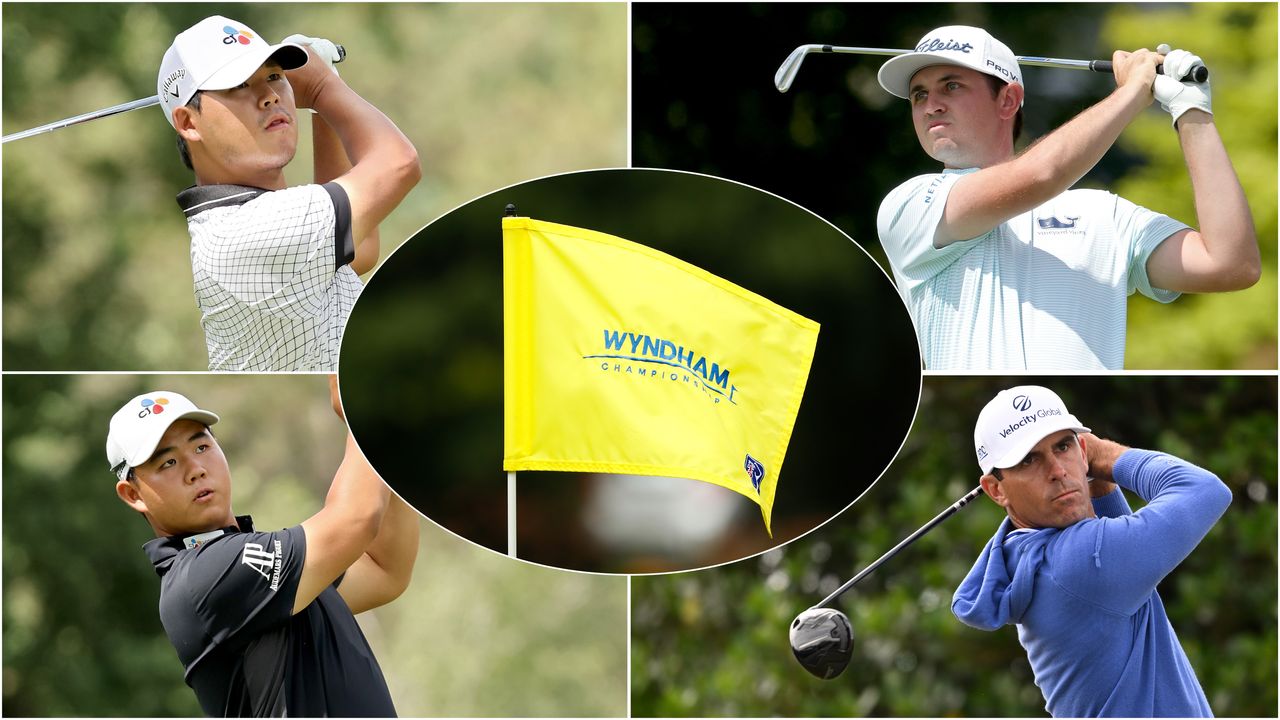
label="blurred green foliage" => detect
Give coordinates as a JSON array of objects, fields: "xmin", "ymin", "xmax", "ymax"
[
  {"xmin": 632, "ymin": 3, "xmax": 1276, "ymax": 368},
  {"xmin": 2, "ymin": 3, "xmax": 627, "ymax": 370},
  {"xmin": 632, "ymin": 376, "xmax": 1276, "ymax": 717},
  {"xmin": 3, "ymin": 374, "xmax": 626, "ymax": 716}
]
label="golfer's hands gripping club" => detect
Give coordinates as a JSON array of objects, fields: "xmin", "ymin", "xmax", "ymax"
[
  {"xmin": 283, "ymin": 34, "xmax": 345, "ymax": 75},
  {"xmin": 1152, "ymin": 45, "xmax": 1212, "ymax": 127},
  {"xmin": 1081, "ymin": 432, "xmax": 1126, "ymax": 497}
]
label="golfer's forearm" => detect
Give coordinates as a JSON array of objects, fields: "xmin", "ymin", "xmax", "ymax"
[
  {"xmin": 325, "ymin": 433, "xmax": 391, "ymax": 533},
  {"xmin": 1015, "ymin": 83, "xmax": 1149, "ymax": 197},
  {"xmin": 942, "ymin": 83, "xmax": 1149, "ymax": 243},
  {"xmin": 312, "ymin": 114, "xmax": 350, "ymax": 184},
  {"xmin": 1178, "ymin": 114, "xmax": 1260, "ymax": 289},
  {"xmin": 310, "ymin": 80, "xmax": 418, "ymax": 186},
  {"xmin": 362, "ymin": 495, "xmax": 420, "ymax": 591}
]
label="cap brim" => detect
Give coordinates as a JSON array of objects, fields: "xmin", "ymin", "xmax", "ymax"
[
  {"xmin": 878, "ymin": 53, "xmax": 973, "ymax": 99},
  {"xmin": 123, "ymin": 410, "xmax": 221, "ymax": 468},
  {"xmin": 198, "ymin": 42, "xmax": 308, "ymax": 91},
  {"xmin": 987, "ymin": 418, "xmax": 1091, "ymax": 473}
]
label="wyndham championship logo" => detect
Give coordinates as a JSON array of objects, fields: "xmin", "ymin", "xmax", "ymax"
[
  {"xmin": 744, "ymin": 454, "xmax": 765, "ymax": 493},
  {"xmin": 584, "ymin": 329, "xmax": 739, "ymax": 404}
]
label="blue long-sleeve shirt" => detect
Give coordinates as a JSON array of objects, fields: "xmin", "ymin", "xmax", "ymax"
[{"xmin": 952, "ymin": 449, "xmax": 1231, "ymax": 717}]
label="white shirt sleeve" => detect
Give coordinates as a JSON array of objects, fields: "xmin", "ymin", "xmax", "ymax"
[
  {"xmin": 877, "ymin": 172, "xmax": 987, "ymax": 296},
  {"xmin": 1113, "ymin": 194, "xmax": 1188, "ymax": 303}
]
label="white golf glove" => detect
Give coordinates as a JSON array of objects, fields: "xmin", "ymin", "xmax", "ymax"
[
  {"xmin": 1153, "ymin": 47, "xmax": 1211, "ymax": 127},
  {"xmin": 283, "ymin": 34, "xmax": 343, "ymax": 75}
]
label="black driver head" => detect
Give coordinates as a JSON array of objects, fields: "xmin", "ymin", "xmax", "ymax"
[{"xmin": 789, "ymin": 607, "xmax": 853, "ymax": 679}]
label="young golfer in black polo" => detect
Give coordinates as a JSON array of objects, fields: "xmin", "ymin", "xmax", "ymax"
[{"xmin": 108, "ymin": 381, "xmax": 418, "ymax": 716}]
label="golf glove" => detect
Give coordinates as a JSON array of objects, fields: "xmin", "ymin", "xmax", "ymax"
[
  {"xmin": 283, "ymin": 34, "xmax": 343, "ymax": 75},
  {"xmin": 1153, "ymin": 48, "xmax": 1211, "ymax": 128}
]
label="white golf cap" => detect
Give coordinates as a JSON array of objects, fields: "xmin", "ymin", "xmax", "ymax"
[
  {"xmin": 157, "ymin": 15, "xmax": 308, "ymax": 128},
  {"xmin": 107, "ymin": 391, "xmax": 220, "ymax": 479},
  {"xmin": 878, "ymin": 25, "xmax": 1024, "ymax": 105},
  {"xmin": 973, "ymin": 386, "xmax": 1089, "ymax": 475}
]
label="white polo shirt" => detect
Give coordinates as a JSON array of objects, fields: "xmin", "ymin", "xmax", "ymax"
[
  {"xmin": 878, "ymin": 169, "xmax": 1187, "ymax": 371},
  {"xmin": 177, "ymin": 183, "xmax": 362, "ymax": 371}
]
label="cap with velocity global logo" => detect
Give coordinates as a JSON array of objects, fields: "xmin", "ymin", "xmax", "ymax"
[
  {"xmin": 106, "ymin": 392, "xmax": 220, "ymax": 480},
  {"xmin": 973, "ymin": 386, "xmax": 1089, "ymax": 474},
  {"xmin": 156, "ymin": 15, "xmax": 309, "ymax": 129},
  {"xmin": 878, "ymin": 25, "xmax": 1025, "ymax": 105}
]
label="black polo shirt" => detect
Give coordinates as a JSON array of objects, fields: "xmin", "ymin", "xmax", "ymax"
[{"xmin": 143, "ymin": 516, "xmax": 396, "ymax": 717}]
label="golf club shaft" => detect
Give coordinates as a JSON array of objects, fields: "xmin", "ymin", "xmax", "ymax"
[
  {"xmin": 777, "ymin": 44, "xmax": 1207, "ymax": 92},
  {"xmin": 815, "ymin": 485, "xmax": 984, "ymax": 609},
  {"xmin": 3, "ymin": 43, "xmax": 347, "ymax": 144},
  {"xmin": 2, "ymin": 96, "xmax": 159, "ymax": 144}
]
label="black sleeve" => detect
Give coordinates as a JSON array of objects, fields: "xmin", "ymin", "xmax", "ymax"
[
  {"xmin": 322, "ymin": 182, "xmax": 355, "ymax": 270},
  {"xmin": 188, "ymin": 526, "xmax": 307, "ymax": 639}
]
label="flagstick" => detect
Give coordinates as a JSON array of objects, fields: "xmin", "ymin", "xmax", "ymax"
[{"xmin": 507, "ymin": 471, "xmax": 517, "ymax": 557}]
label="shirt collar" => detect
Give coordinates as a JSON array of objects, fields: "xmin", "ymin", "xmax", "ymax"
[
  {"xmin": 143, "ymin": 515, "xmax": 255, "ymax": 576},
  {"xmin": 176, "ymin": 184, "xmax": 268, "ymax": 217}
]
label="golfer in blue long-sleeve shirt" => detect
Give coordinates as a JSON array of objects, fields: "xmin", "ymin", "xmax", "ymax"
[{"xmin": 954, "ymin": 385, "xmax": 1230, "ymax": 717}]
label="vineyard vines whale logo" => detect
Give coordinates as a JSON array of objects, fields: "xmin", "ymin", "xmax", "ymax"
[
  {"xmin": 584, "ymin": 330, "xmax": 740, "ymax": 404},
  {"xmin": 744, "ymin": 454, "xmax": 765, "ymax": 493},
  {"xmin": 1037, "ymin": 215, "xmax": 1080, "ymax": 230}
]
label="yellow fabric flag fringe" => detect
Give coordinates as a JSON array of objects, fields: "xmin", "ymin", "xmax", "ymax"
[{"xmin": 503, "ymin": 217, "xmax": 819, "ymax": 535}]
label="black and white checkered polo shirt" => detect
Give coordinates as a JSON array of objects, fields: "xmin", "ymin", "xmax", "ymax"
[{"xmin": 177, "ymin": 183, "xmax": 362, "ymax": 371}]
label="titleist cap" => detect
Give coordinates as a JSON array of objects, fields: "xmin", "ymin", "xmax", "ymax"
[{"xmin": 878, "ymin": 25, "xmax": 1024, "ymax": 105}]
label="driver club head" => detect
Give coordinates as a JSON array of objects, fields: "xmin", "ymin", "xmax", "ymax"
[{"xmin": 789, "ymin": 606, "xmax": 853, "ymax": 679}]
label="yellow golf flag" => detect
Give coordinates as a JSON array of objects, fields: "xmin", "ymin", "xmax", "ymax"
[{"xmin": 503, "ymin": 216, "xmax": 819, "ymax": 535}]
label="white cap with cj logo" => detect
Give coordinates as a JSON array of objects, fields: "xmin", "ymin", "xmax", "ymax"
[
  {"xmin": 107, "ymin": 392, "xmax": 220, "ymax": 479},
  {"xmin": 973, "ymin": 386, "xmax": 1090, "ymax": 475},
  {"xmin": 878, "ymin": 25, "xmax": 1025, "ymax": 106},
  {"xmin": 156, "ymin": 15, "xmax": 308, "ymax": 128}
]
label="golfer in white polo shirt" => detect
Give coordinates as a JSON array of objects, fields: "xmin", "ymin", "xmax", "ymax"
[{"xmin": 876, "ymin": 26, "xmax": 1258, "ymax": 371}]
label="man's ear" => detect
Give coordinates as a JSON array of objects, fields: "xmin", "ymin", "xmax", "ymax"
[
  {"xmin": 980, "ymin": 472, "xmax": 1008, "ymax": 507},
  {"xmin": 116, "ymin": 476, "xmax": 148, "ymax": 514},
  {"xmin": 172, "ymin": 106, "xmax": 201, "ymax": 143},
  {"xmin": 998, "ymin": 83, "xmax": 1023, "ymax": 120}
]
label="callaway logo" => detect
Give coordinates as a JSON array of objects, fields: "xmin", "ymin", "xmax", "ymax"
[
  {"xmin": 1037, "ymin": 216, "xmax": 1080, "ymax": 230},
  {"xmin": 137, "ymin": 396, "xmax": 170, "ymax": 418},
  {"xmin": 242, "ymin": 541, "xmax": 284, "ymax": 591},
  {"xmin": 585, "ymin": 329, "xmax": 740, "ymax": 405},
  {"xmin": 916, "ymin": 37, "xmax": 974, "ymax": 54},
  {"xmin": 744, "ymin": 454, "xmax": 765, "ymax": 493},
  {"xmin": 161, "ymin": 69, "xmax": 186, "ymax": 99},
  {"xmin": 222, "ymin": 24, "xmax": 254, "ymax": 46}
]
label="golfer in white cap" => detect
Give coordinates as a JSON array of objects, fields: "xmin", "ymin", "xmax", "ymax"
[
  {"xmin": 109, "ymin": 382, "xmax": 419, "ymax": 715},
  {"xmin": 875, "ymin": 26, "xmax": 1259, "ymax": 371},
  {"xmin": 159, "ymin": 15, "xmax": 420, "ymax": 370},
  {"xmin": 954, "ymin": 384, "xmax": 1230, "ymax": 716}
]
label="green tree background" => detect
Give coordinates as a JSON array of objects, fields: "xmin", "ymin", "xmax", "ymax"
[
  {"xmin": 631, "ymin": 376, "xmax": 1276, "ymax": 717},
  {"xmin": 2, "ymin": 3, "xmax": 627, "ymax": 370},
  {"xmin": 632, "ymin": 2, "xmax": 1276, "ymax": 368},
  {"xmin": 2, "ymin": 374, "xmax": 627, "ymax": 716}
]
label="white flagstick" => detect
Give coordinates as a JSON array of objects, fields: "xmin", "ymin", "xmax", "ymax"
[{"xmin": 507, "ymin": 471, "xmax": 517, "ymax": 557}]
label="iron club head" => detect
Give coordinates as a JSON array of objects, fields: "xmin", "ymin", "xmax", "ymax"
[{"xmin": 789, "ymin": 606, "xmax": 854, "ymax": 679}]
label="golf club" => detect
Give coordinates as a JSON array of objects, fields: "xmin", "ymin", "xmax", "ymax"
[
  {"xmin": 2, "ymin": 44, "xmax": 346, "ymax": 144},
  {"xmin": 775, "ymin": 44, "xmax": 1209, "ymax": 92},
  {"xmin": 790, "ymin": 485, "xmax": 984, "ymax": 680}
]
